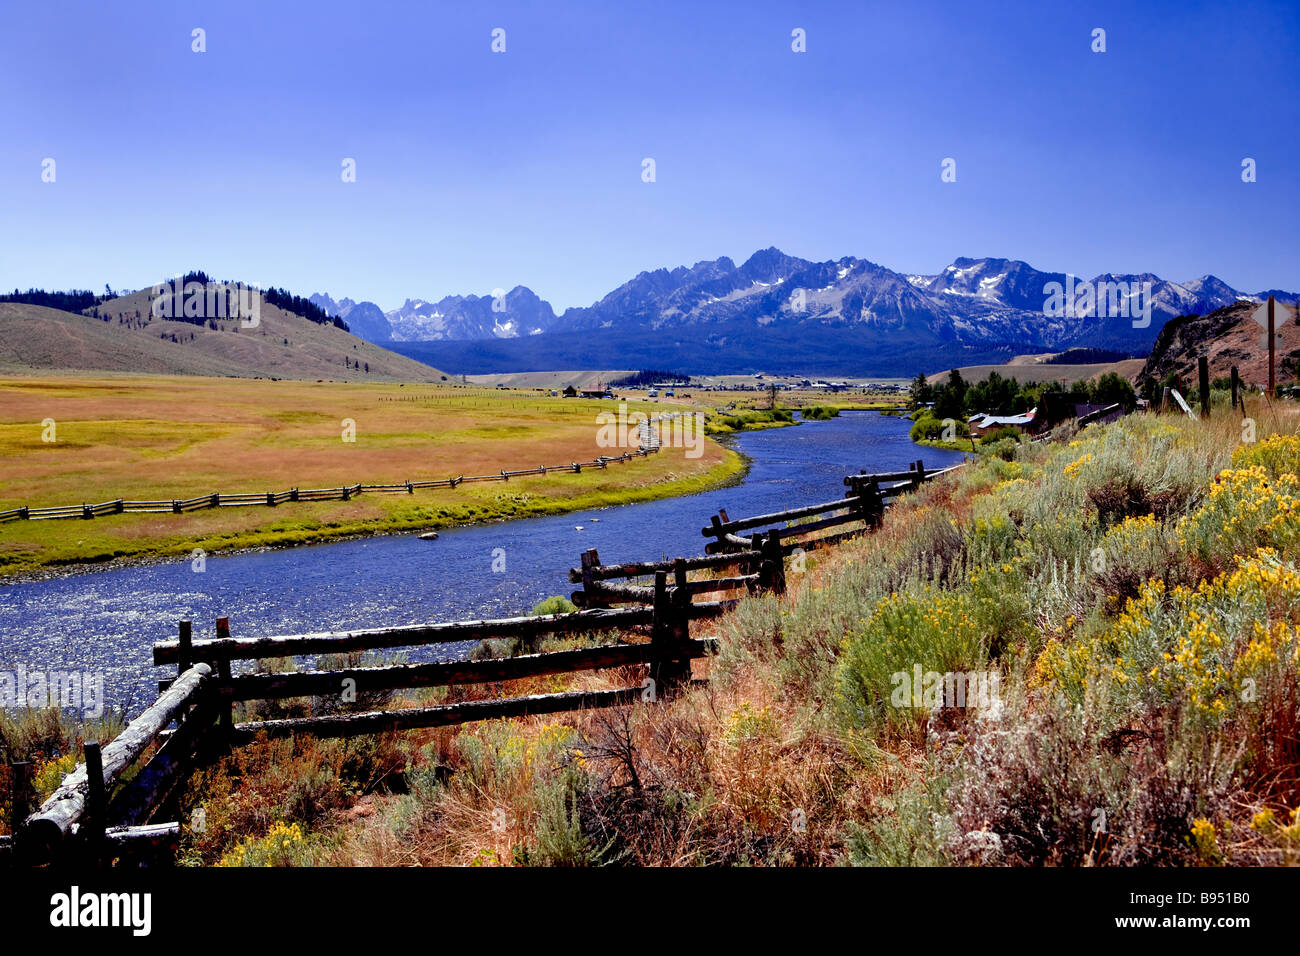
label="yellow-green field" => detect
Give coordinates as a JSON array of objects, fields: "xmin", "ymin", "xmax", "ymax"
[{"xmin": 0, "ymin": 375, "xmax": 744, "ymax": 575}]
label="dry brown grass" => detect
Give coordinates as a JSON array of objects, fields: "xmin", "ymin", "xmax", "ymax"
[{"xmin": 0, "ymin": 374, "xmax": 738, "ymax": 574}]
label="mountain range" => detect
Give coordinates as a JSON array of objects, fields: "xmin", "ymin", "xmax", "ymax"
[{"xmin": 312, "ymin": 250, "xmax": 1297, "ymax": 376}]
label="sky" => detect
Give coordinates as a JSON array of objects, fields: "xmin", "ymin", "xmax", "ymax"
[{"xmin": 1, "ymin": 0, "xmax": 1297, "ymax": 313}]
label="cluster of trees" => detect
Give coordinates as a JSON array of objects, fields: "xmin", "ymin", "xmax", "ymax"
[
  {"xmin": 263, "ymin": 287, "xmax": 348, "ymax": 330},
  {"xmin": 911, "ymin": 369, "xmax": 1136, "ymax": 420},
  {"xmin": 609, "ymin": 370, "xmax": 691, "ymax": 387},
  {"xmin": 1043, "ymin": 347, "xmax": 1132, "ymax": 365},
  {"xmin": 1, "ymin": 288, "xmax": 103, "ymax": 311}
]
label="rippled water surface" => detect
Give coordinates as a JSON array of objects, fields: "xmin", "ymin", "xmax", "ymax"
[{"xmin": 0, "ymin": 411, "xmax": 964, "ymax": 714}]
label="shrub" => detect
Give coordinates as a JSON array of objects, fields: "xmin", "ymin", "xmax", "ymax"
[
  {"xmin": 835, "ymin": 586, "xmax": 991, "ymax": 735},
  {"xmin": 802, "ymin": 405, "xmax": 840, "ymax": 421},
  {"xmin": 1232, "ymin": 433, "xmax": 1300, "ymax": 479},
  {"xmin": 909, "ymin": 412, "xmax": 967, "ymax": 442},
  {"xmin": 530, "ymin": 595, "xmax": 577, "ymax": 617},
  {"xmin": 216, "ymin": 821, "xmax": 322, "ymax": 867},
  {"xmin": 1176, "ymin": 467, "xmax": 1300, "ymax": 574}
]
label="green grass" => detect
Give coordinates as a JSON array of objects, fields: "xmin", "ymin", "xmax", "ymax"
[{"xmin": 0, "ymin": 449, "xmax": 747, "ymax": 575}]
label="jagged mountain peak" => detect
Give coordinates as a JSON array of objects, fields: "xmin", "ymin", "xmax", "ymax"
[{"xmin": 316, "ymin": 250, "xmax": 1298, "ymax": 368}]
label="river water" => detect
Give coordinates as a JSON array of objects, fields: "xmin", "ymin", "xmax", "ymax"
[{"xmin": 0, "ymin": 411, "xmax": 964, "ymax": 715}]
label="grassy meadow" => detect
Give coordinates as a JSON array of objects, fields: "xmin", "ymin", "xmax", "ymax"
[
  {"xmin": 102, "ymin": 396, "xmax": 1298, "ymax": 867},
  {"xmin": 0, "ymin": 374, "xmax": 742, "ymax": 575}
]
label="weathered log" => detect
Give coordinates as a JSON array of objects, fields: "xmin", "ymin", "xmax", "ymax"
[
  {"xmin": 701, "ymin": 494, "xmax": 866, "ymax": 536},
  {"xmin": 154, "ymin": 606, "xmax": 655, "ymax": 665},
  {"xmin": 1076, "ymin": 402, "xmax": 1122, "ymax": 427},
  {"xmin": 784, "ymin": 526, "xmax": 871, "ymax": 553},
  {"xmin": 841, "ymin": 462, "xmax": 964, "ymax": 486},
  {"xmin": 100, "ymin": 821, "xmax": 181, "ymax": 851},
  {"xmin": 106, "ymin": 700, "xmax": 220, "ymax": 828},
  {"xmin": 229, "ymin": 686, "xmax": 646, "ymax": 742},
  {"xmin": 225, "ymin": 639, "xmax": 716, "ymax": 701},
  {"xmin": 19, "ymin": 664, "xmax": 213, "ymax": 858},
  {"xmin": 567, "ymin": 550, "xmax": 757, "ymax": 583},
  {"xmin": 771, "ymin": 509, "xmax": 865, "ymax": 539}
]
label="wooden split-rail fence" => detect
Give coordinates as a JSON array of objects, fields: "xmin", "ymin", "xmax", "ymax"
[
  {"xmin": 2, "ymin": 457, "xmax": 960, "ymax": 867},
  {"xmin": 0, "ymin": 447, "xmax": 660, "ymax": 525}
]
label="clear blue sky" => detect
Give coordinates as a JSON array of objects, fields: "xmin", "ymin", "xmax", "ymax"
[{"xmin": 1, "ymin": 0, "xmax": 1296, "ymax": 311}]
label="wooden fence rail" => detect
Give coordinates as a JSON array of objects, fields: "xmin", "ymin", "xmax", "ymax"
[{"xmin": 0, "ymin": 447, "xmax": 661, "ymax": 524}]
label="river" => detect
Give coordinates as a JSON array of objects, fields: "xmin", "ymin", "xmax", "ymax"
[{"xmin": 0, "ymin": 411, "xmax": 964, "ymax": 716}]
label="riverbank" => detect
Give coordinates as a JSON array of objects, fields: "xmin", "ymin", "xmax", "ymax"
[{"xmin": 0, "ymin": 446, "xmax": 748, "ymax": 581}]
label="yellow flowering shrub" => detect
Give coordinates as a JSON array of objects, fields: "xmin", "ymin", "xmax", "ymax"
[
  {"xmin": 1036, "ymin": 553, "xmax": 1300, "ymax": 719},
  {"xmin": 33, "ymin": 751, "xmax": 79, "ymax": 801},
  {"xmin": 1249, "ymin": 806, "xmax": 1300, "ymax": 863},
  {"xmin": 1177, "ymin": 466, "xmax": 1300, "ymax": 565},
  {"xmin": 1232, "ymin": 433, "xmax": 1300, "ymax": 478},
  {"xmin": 1189, "ymin": 818, "xmax": 1224, "ymax": 864},
  {"xmin": 456, "ymin": 720, "xmax": 579, "ymax": 798},
  {"xmin": 1063, "ymin": 453, "xmax": 1094, "ymax": 479},
  {"xmin": 217, "ymin": 821, "xmax": 311, "ymax": 867}
]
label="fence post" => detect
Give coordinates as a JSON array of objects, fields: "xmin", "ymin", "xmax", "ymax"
[
  {"xmin": 9, "ymin": 761, "xmax": 31, "ymax": 838},
  {"xmin": 177, "ymin": 620, "xmax": 192, "ymax": 674},
  {"xmin": 1230, "ymin": 366, "xmax": 1240, "ymax": 412},
  {"xmin": 649, "ymin": 571, "xmax": 690, "ymax": 698},
  {"xmin": 850, "ymin": 476, "xmax": 882, "ymax": 528},
  {"xmin": 580, "ymin": 549, "xmax": 603, "ymax": 608},
  {"xmin": 1199, "ymin": 355, "xmax": 1211, "ymax": 419},
  {"xmin": 749, "ymin": 532, "xmax": 766, "ymax": 588},
  {"xmin": 215, "ymin": 618, "xmax": 233, "ymax": 737},
  {"xmin": 913, "ymin": 460, "xmax": 927, "ymax": 489},
  {"xmin": 754, "ymin": 531, "xmax": 786, "ymax": 594},
  {"xmin": 83, "ymin": 741, "xmax": 106, "ymax": 865}
]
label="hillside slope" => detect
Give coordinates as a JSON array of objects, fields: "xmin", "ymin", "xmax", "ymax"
[
  {"xmin": 1138, "ymin": 300, "xmax": 1300, "ymax": 387},
  {"xmin": 0, "ymin": 288, "xmax": 448, "ymax": 382},
  {"xmin": 926, "ymin": 358, "xmax": 1145, "ymax": 387}
]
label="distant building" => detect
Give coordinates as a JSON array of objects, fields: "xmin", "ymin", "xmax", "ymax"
[
  {"xmin": 969, "ymin": 407, "xmax": 1037, "ymax": 437},
  {"xmin": 561, "ymin": 385, "xmax": 579, "ymax": 398},
  {"xmin": 580, "ymin": 387, "xmax": 610, "ymax": 399}
]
